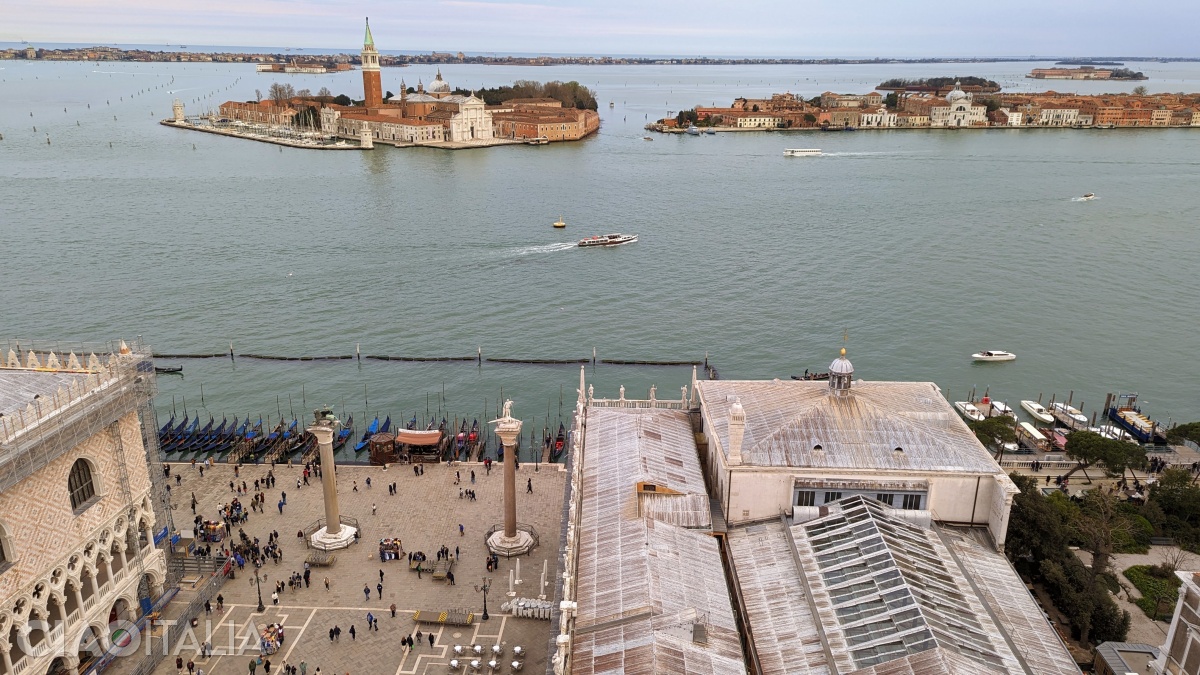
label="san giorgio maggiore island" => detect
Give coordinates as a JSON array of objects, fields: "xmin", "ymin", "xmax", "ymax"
[{"xmin": 160, "ymin": 19, "xmax": 600, "ymax": 151}]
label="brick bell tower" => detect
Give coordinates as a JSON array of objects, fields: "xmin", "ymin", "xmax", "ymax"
[{"xmin": 361, "ymin": 17, "xmax": 383, "ymax": 108}]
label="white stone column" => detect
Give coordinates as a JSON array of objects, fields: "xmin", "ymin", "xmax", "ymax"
[
  {"xmin": 0, "ymin": 643, "xmax": 13, "ymax": 675},
  {"xmin": 308, "ymin": 411, "xmax": 356, "ymax": 550},
  {"xmin": 72, "ymin": 584, "xmax": 84, "ymax": 618},
  {"xmin": 487, "ymin": 401, "xmax": 535, "ymax": 556}
]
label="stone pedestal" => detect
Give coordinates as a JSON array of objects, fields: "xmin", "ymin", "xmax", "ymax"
[
  {"xmin": 486, "ymin": 529, "xmax": 535, "ymax": 557},
  {"xmin": 310, "ymin": 524, "xmax": 357, "ymax": 550}
]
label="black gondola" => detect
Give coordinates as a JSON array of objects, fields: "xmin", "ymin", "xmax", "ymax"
[{"xmin": 154, "ymin": 365, "xmax": 183, "ymax": 374}]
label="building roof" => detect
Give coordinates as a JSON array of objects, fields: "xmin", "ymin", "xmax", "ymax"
[
  {"xmin": 0, "ymin": 370, "xmax": 89, "ymax": 418},
  {"xmin": 738, "ymin": 496, "xmax": 1081, "ymax": 675},
  {"xmin": 696, "ymin": 379, "xmax": 1005, "ymax": 475},
  {"xmin": 1093, "ymin": 642, "xmax": 1159, "ymax": 675},
  {"xmin": 339, "ymin": 112, "xmax": 441, "ymax": 126},
  {"xmin": 726, "ymin": 521, "xmax": 832, "ymax": 675},
  {"xmin": 363, "ymin": 17, "xmax": 374, "ymax": 47},
  {"xmin": 573, "ymin": 408, "xmax": 743, "ymax": 674}
]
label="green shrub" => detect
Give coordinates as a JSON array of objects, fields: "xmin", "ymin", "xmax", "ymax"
[{"xmin": 1124, "ymin": 565, "xmax": 1181, "ymax": 620}]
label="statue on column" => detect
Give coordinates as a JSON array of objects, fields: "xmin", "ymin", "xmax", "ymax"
[{"xmin": 502, "ymin": 399, "xmax": 513, "ymax": 419}]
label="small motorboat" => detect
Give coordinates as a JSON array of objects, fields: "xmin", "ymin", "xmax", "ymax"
[
  {"xmin": 643, "ymin": 136, "xmax": 653, "ymax": 141},
  {"xmin": 972, "ymin": 350, "xmax": 1016, "ymax": 362},
  {"xmin": 955, "ymin": 401, "xmax": 986, "ymax": 422},
  {"xmin": 685, "ymin": 125, "xmax": 700, "ymax": 135},
  {"xmin": 704, "ymin": 128, "xmax": 715, "ymax": 135},
  {"xmin": 1020, "ymin": 400, "xmax": 1054, "ymax": 424},
  {"xmin": 1050, "ymin": 401, "xmax": 1088, "ymax": 429},
  {"xmin": 784, "ymin": 148, "xmax": 822, "ymax": 157},
  {"xmin": 1081, "ymin": 193, "xmax": 1095, "ymax": 200},
  {"xmin": 578, "ymin": 233, "xmax": 637, "ymax": 248},
  {"xmin": 553, "ymin": 216, "xmax": 566, "ymax": 229},
  {"xmin": 982, "ymin": 397, "xmax": 1015, "ymax": 418}
]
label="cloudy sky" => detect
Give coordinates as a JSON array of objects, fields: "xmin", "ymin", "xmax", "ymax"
[{"xmin": 4, "ymin": 0, "xmax": 1198, "ymax": 57}]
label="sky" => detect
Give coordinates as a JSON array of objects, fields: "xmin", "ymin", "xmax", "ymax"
[{"xmin": 4, "ymin": 0, "xmax": 1199, "ymax": 58}]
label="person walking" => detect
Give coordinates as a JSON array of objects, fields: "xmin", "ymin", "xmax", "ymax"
[
  {"xmin": 458, "ymin": 524, "xmax": 464, "ymax": 537},
  {"xmin": 278, "ymin": 499, "xmax": 284, "ymax": 514},
  {"xmin": 324, "ymin": 577, "xmax": 330, "ymax": 591},
  {"xmin": 527, "ymin": 477, "xmax": 533, "ymax": 494},
  {"xmin": 428, "ymin": 632, "xmax": 435, "ymax": 648},
  {"xmin": 372, "ymin": 503, "xmax": 377, "ymax": 516},
  {"xmin": 188, "ymin": 659, "xmax": 195, "ymax": 675},
  {"xmin": 248, "ymin": 659, "xmax": 257, "ymax": 674},
  {"xmin": 348, "ymin": 625, "xmax": 356, "ymax": 641},
  {"xmin": 470, "ymin": 470, "xmax": 475, "ymax": 484},
  {"xmin": 389, "ymin": 603, "xmax": 396, "ymax": 618},
  {"xmin": 377, "ymin": 582, "xmax": 383, "ymax": 599},
  {"xmin": 272, "ymin": 590, "xmax": 279, "ymax": 605},
  {"xmin": 366, "ymin": 612, "xmax": 375, "ymax": 631},
  {"xmin": 299, "ymin": 662, "xmax": 307, "ymax": 675},
  {"xmin": 333, "ymin": 626, "xmax": 341, "ymax": 641},
  {"xmin": 263, "ymin": 659, "xmax": 271, "ymax": 674},
  {"xmin": 205, "ymin": 599, "xmax": 211, "ymax": 615},
  {"xmin": 328, "ymin": 628, "xmax": 334, "ymax": 643},
  {"xmin": 176, "ymin": 656, "xmax": 184, "ymax": 674},
  {"xmin": 217, "ymin": 594, "xmax": 224, "ymax": 611},
  {"xmin": 414, "ymin": 629, "xmax": 422, "ymax": 646},
  {"xmin": 363, "ymin": 584, "xmax": 370, "ymax": 601},
  {"xmin": 379, "ymin": 569, "xmax": 385, "ymax": 584}
]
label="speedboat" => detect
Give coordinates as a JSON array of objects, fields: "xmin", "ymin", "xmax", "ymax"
[
  {"xmin": 1081, "ymin": 193, "xmax": 1095, "ymax": 200},
  {"xmin": 704, "ymin": 128, "xmax": 715, "ymax": 135},
  {"xmin": 972, "ymin": 350, "xmax": 1016, "ymax": 362},
  {"xmin": 685, "ymin": 125, "xmax": 700, "ymax": 135},
  {"xmin": 986, "ymin": 399, "xmax": 1016, "ymax": 418},
  {"xmin": 553, "ymin": 216, "xmax": 566, "ymax": 229},
  {"xmin": 578, "ymin": 233, "xmax": 638, "ymax": 248},
  {"xmin": 643, "ymin": 136, "xmax": 653, "ymax": 141},
  {"xmin": 954, "ymin": 401, "xmax": 986, "ymax": 422},
  {"xmin": 784, "ymin": 148, "xmax": 822, "ymax": 157},
  {"xmin": 1020, "ymin": 400, "xmax": 1054, "ymax": 424},
  {"xmin": 1050, "ymin": 401, "xmax": 1088, "ymax": 429}
]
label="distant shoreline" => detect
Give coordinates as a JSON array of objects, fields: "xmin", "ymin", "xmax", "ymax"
[{"xmin": 6, "ymin": 45, "xmax": 1200, "ymax": 66}]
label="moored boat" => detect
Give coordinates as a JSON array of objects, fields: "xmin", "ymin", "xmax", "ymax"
[
  {"xmin": 578, "ymin": 233, "xmax": 637, "ymax": 247},
  {"xmin": 1050, "ymin": 401, "xmax": 1089, "ymax": 430},
  {"xmin": 553, "ymin": 216, "xmax": 566, "ymax": 229},
  {"xmin": 954, "ymin": 401, "xmax": 986, "ymax": 422},
  {"xmin": 354, "ymin": 416, "xmax": 380, "ymax": 452},
  {"xmin": 1020, "ymin": 400, "xmax": 1054, "ymax": 424},
  {"xmin": 981, "ymin": 397, "xmax": 1015, "ymax": 418},
  {"xmin": 685, "ymin": 125, "xmax": 700, "ymax": 135},
  {"xmin": 972, "ymin": 350, "xmax": 1016, "ymax": 362}
]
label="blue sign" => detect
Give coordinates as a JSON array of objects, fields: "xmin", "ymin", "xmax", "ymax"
[{"xmin": 153, "ymin": 526, "xmax": 169, "ymax": 545}]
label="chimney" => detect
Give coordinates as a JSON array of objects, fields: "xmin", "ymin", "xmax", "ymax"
[{"xmin": 727, "ymin": 397, "xmax": 745, "ymax": 466}]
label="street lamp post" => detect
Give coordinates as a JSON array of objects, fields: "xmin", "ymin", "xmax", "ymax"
[
  {"xmin": 254, "ymin": 571, "xmax": 267, "ymax": 613},
  {"xmin": 474, "ymin": 577, "xmax": 491, "ymax": 621}
]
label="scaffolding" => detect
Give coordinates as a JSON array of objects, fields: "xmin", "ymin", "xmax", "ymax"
[{"xmin": 0, "ymin": 338, "xmax": 158, "ymax": 495}]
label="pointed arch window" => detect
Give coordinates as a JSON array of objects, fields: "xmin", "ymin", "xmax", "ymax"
[{"xmin": 69, "ymin": 459, "xmax": 98, "ymax": 512}]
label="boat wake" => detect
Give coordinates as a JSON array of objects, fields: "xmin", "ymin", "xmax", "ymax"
[
  {"xmin": 1070, "ymin": 196, "xmax": 1098, "ymax": 202},
  {"xmin": 510, "ymin": 242, "xmax": 576, "ymax": 256}
]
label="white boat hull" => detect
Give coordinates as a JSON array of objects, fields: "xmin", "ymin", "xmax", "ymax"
[
  {"xmin": 1020, "ymin": 400, "xmax": 1054, "ymax": 424},
  {"xmin": 954, "ymin": 402, "xmax": 985, "ymax": 423},
  {"xmin": 972, "ymin": 351, "xmax": 1017, "ymax": 362}
]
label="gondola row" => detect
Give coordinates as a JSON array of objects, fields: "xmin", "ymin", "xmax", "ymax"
[{"xmin": 156, "ymin": 414, "xmax": 355, "ymax": 463}]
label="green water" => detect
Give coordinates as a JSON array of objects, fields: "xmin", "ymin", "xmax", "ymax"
[{"xmin": 2, "ymin": 60, "xmax": 1198, "ymax": 456}]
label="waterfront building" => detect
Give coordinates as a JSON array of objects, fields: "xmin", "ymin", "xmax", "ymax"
[
  {"xmin": 1028, "ymin": 67, "xmax": 1116, "ymax": 80},
  {"xmin": 736, "ymin": 114, "xmax": 782, "ymax": 128},
  {"xmin": 333, "ymin": 112, "xmax": 444, "ymax": 143},
  {"xmin": 1037, "ymin": 107, "xmax": 1081, "ymax": 127},
  {"xmin": 492, "ymin": 104, "xmax": 599, "ymax": 141},
  {"xmin": 930, "ymin": 82, "xmax": 988, "ymax": 127},
  {"xmin": 820, "ymin": 91, "xmax": 884, "ymax": 108},
  {"xmin": 859, "ymin": 106, "xmax": 898, "ymax": 128},
  {"xmin": 1150, "ymin": 572, "xmax": 1200, "ymax": 674},
  {"xmin": 557, "ymin": 350, "xmax": 1078, "ymax": 673},
  {"xmin": 217, "ymin": 100, "xmax": 298, "ymax": 125},
  {"xmin": 0, "ymin": 340, "xmax": 169, "ymax": 675}
]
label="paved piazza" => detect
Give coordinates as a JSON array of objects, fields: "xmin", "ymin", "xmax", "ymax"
[{"xmin": 145, "ymin": 459, "xmax": 566, "ymax": 675}]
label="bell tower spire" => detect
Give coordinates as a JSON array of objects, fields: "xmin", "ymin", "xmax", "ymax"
[{"xmin": 360, "ymin": 17, "xmax": 383, "ymax": 108}]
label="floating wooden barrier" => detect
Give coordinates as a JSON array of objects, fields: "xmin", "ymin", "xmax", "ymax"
[
  {"xmin": 240, "ymin": 354, "xmax": 354, "ymax": 361},
  {"xmin": 486, "ymin": 358, "xmax": 589, "ymax": 365},
  {"xmin": 153, "ymin": 353, "xmax": 227, "ymax": 359},
  {"xmin": 364, "ymin": 355, "xmax": 476, "ymax": 362},
  {"xmin": 601, "ymin": 359, "xmax": 702, "ymax": 366}
]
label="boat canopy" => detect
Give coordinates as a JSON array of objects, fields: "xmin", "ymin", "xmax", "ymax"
[{"xmin": 396, "ymin": 429, "xmax": 442, "ymax": 446}]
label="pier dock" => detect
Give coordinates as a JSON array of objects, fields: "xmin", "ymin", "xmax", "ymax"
[{"xmin": 159, "ymin": 119, "xmax": 365, "ymax": 150}]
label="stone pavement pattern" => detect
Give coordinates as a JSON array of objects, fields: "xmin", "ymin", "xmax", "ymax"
[{"xmin": 143, "ymin": 460, "xmax": 566, "ymax": 675}]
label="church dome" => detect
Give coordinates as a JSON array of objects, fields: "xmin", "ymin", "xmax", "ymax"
[
  {"xmin": 829, "ymin": 348, "xmax": 854, "ymax": 374},
  {"xmin": 945, "ymin": 82, "xmax": 969, "ymax": 104},
  {"xmin": 427, "ymin": 70, "xmax": 451, "ymax": 93}
]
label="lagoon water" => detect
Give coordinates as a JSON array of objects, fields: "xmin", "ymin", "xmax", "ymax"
[{"xmin": 1, "ymin": 58, "xmax": 1199, "ymax": 454}]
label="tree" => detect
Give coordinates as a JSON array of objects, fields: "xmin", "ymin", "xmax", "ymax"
[
  {"xmin": 255, "ymin": 89, "xmax": 263, "ymax": 103},
  {"xmin": 883, "ymin": 92, "xmax": 898, "ymax": 109},
  {"xmin": 803, "ymin": 113, "xmax": 817, "ymax": 124},
  {"xmin": 751, "ymin": 104, "xmax": 759, "ymax": 112},
  {"xmin": 1132, "ymin": 85, "xmax": 1149, "ymax": 96},
  {"xmin": 296, "ymin": 88, "xmax": 311, "ymax": 98},
  {"xmin": 1064, "ymin": 430, "xmax": 1147, "ymax": 479},
  {"xmin": 1074, "ymin": 489, "xmax": 1133, "ymax": 579},
  {"xmin": 1166, "ymin": 421, "xmax": 1200, "ymax": 444},
  {"xmin": 317, "ymin": 86, "xmax": 332, "ymax": 98},
  {"xmin": 384, "ymin": 90, "xmax": 394, "ymax": 100},
  {"xmin": 333, "ymin": 94, "xmax": 352, "ymax": 107},
  {"xmin": 969, "ymin": 416, "xmax": 1016, "ymax": 450},
  {"xmin": 1006, "ymin": 473, "xmax": 1072, "ymax": 564},
  {"xmin": 268, "ymin": 82, "xmax": 296, "ymax": 105}
]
